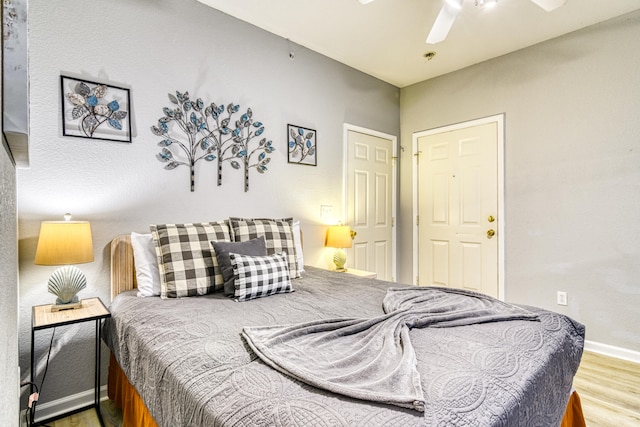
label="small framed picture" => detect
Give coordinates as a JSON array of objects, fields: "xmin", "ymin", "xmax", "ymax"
[
  {"xmin": 287, "ymin": 124, "xmax": 317, "ymax": 166},
  {"xmin": 61, "ymin": 75, "xmax": 132, "ymax": 142}
]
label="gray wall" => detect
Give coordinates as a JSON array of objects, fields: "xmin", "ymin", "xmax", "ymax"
[
  {"xmin": 0, "ymin": 141, "xmax": 19, "ymax": 425},
  {"xmin": 1, "ymin": 61, "xmax": 20, "ymax": 426},
  {"xmin": 399, "ymin": 11, "xmax": 640, "ymax": 352},
  {"xmin": 19, "ymin": 0, "xmax": 399, "ymax": 406}
]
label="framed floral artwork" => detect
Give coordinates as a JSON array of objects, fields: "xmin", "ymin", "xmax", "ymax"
[
  {"xmin": 60, "ymin": 75, "xmax": 132, "ymax": 142},
  {"xmin": 287, "ymin": 124, "xmax": 316, "ymax": 166}
]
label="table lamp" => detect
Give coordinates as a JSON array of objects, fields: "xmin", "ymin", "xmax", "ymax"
[
  {"xmin": 325, "ymin": 225, "xmax": 353, "ymax": 272},
  {"xmin": 34, "ymin": 214, "xmax": 94, "ymax": 311}
]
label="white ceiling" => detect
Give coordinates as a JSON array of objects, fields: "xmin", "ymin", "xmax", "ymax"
[{"xmin": 196, "ymin": 0, "xmax": 640, "ymax": 88}]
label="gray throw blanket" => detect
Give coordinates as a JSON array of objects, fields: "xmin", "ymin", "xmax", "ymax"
[{"xmin": 242, "ymin": 286, "xmax": 539, "ymax": 412}]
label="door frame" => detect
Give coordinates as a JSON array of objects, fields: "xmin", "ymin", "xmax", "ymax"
[
  {"xmin": 412, "ymin": 114, "xmax": 505, "ymax": 299},
  {"xmin": 343, "ymin": 123, "xmax": 398, "ymax": 281}
]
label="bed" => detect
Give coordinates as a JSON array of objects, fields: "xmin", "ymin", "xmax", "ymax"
[{"xmin": 103, "ymin": 226, "xmax": 586, "ymax": 427}]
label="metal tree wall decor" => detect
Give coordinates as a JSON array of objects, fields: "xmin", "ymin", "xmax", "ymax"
[{"xmin": 152, "ymin": 91, "xmax": 274, "ymax": 192}]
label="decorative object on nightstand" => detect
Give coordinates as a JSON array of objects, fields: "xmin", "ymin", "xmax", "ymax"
[
  {"xmin": 35, "ymin": 213, "xmax": 94, "ymax": 311},
  {"xmin": 325, "ymin": 225, "xmax": 354, "ymax": 272}
]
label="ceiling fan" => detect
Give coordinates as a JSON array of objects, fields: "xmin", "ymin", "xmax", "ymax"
[{"xmin": 358, "ymin": 0, "xmax": 568, "ymax": 44}]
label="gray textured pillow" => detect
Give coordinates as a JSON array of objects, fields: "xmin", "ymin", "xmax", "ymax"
[{"xmin": 212, "ymin": 237, "xmax": 267, "ymax": 297}]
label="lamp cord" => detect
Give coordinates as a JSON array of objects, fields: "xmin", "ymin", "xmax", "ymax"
[
  {"xmin": 19, "ymin": 381, "xmax": 50, "ymax": 427},
  {"xmin": 19, "ymin": 381, "xmax": 38, "ymax": 427},
  {"xmin": 39, "ymin": 327, "xmax": 56, "ymax": 396},
  {"xmin": 24, "ymin": 327, "xmax": 56, "ymax": 427}
]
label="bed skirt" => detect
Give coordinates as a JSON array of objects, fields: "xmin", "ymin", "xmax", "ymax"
[
  {"xmin": 560, "ymin": 390, "xmax": 587, "ymax": 427},
  {"xmin": 108, "ymin": 353, "xmax": 159, "ymax": 427},
  {"xmin": 108, "ymin": 352, "xmax": 585, "ymax": 427}
]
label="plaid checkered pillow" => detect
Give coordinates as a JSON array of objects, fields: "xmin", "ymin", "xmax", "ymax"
[
  {"xmin": 230, "ymin": 251, "xmax": 293, "ymax": 302},
  {"xmin": 150, "ymin": 222, "xmax": 231, "ymax": 298},
  {"xmin": 229, "ymin": 217, "xmax": 300, "ymax": 279}
]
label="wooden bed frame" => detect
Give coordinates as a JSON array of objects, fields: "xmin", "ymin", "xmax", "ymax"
[
  {"xmin": 109, "ymin": 235, "xmax": 137, "ymax": 301},
  {"xmin": 107, "ymin": 234, "xmax": 585, "ymax": 427}
]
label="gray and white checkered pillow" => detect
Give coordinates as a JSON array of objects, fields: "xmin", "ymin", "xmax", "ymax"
[
  {"xmin": 150, "ymin": 222, "xmax": 231, "ymax": 298},
  {"xmin": 230, "ymin": 251, "xmax": 293, "ymax": 302},
  {"xmin": 229, "ymin": 217, "xmax": 300, "ymax": 279}
]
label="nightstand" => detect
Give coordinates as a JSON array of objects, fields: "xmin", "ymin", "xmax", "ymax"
[
  {"xmin": 342, "ymin": 268, "xmax": 378, "ymax": 279},
  {"xmin": 30, "ymin": 297, "xmax": 111, "ymax": 426}
]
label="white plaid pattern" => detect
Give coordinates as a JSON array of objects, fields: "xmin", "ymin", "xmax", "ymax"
[
  {"xmin": 231, "ymin": 252, "xmax": 293, "ymax": 302},
  {"xmin": 150, "ymin": 222, "xmax": 231, "ymax": 298},
  {"xmin": 229, "ymin": 217, "xmax": 300, "ymax": 279}
]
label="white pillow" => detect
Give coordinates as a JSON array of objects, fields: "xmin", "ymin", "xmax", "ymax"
[
  {"xmin": 131, "ymin": 232, "xmax": 161, "ymax": 297},
  {"xmin": 292, "ymin": 220, "xmax": 304, "ymax": 273}
]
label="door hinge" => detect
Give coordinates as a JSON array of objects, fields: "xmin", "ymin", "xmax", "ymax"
[
  {"xmin": 392, "ymin": 217, "xmax": 395, "ymax": 227},
  {"xmin": 416, "ymin": 275, "xmax": 419, "ymax": 285},
  {"xmin": 416, "ymin": 215, "xmax": 419, "ymax": 226}
]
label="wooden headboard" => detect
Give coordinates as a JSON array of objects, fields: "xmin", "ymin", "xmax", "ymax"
[{"xmin": 110, "ymin": 234, "xmax": 137, "ymax": 301}]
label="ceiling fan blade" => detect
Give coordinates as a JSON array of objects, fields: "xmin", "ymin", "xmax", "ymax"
[
  {"xmin": 426, "ymin": 4, "xmax": 460, "ymax": 44},
  {"xmin": 529, "ymin": 0, "xmax": 567, "ymax": 12}
]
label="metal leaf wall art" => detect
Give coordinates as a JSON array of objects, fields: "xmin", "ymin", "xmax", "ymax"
[
  {"xmin": 287, "ymin": 124, "xmax": 317, "ymax": 166},
  {"xmin": 151, "ymin": 91, "xmax": 274, "ymax": 192},
  {"xmin": 61, "ymin": 76, "xmax": 131, "ymax": 142}
]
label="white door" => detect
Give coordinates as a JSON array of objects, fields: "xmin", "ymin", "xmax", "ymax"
[
  {"xmin": 345, "ymin": 126, "xmax": 396, "ymax": 281},
  {"xmin": 414, "ymin": 117, "xmax": 502, "ymax": 298}
]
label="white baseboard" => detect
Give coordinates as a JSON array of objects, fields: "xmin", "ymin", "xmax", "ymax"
[
  {"xmin": 28, "ymin": 385, "xmax": 108, "ymax": 423},
  {"xmin": 585, "ymin": 340, "xmax": 640, "ymax": 364}
]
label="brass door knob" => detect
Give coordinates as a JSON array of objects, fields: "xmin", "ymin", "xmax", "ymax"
[
  {"xmin": 487, "ymin": 229, "xmax": 496, "ymax": 238},
  {"xmin": 488, "ymin": 215, "xmax": 495, "ymax": 223}
]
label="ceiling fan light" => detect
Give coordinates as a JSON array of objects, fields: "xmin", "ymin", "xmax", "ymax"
[
  {"xmin": 529, "ymin": 0, "xmax": 567, "ymax": 12},
  {"xmin": 358, "ymin": 0, "xmax": 376, "ymax": 4},
  {"xmin": 445, "ymin": 0, "xmax": 464, "ymax": 10},
  {"xmin": 427, "ymin": 0, "xmax": 461, "ymax": 44},
  {"xmin": 475, "ymin": 0, "xmax": 498, "ymax": 7}
]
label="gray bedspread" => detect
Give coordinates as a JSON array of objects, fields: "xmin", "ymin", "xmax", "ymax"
[{"xmin": 103, "ymin": 267, "xmax": 585, "ymax": 427}]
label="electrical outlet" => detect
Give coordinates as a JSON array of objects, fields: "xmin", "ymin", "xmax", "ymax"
[
  {"xmin": 557, "ymin": 291, "xmax": 567, "ymax": 306},
  {"xmin": 320, "ymin": 205, "xmax": 333, "ymax": 219}
]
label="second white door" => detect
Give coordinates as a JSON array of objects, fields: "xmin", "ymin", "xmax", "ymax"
[
  {"xmin": 346, "ymin": 128, "xmax": 395, "ymax": 281},
  {"xmin": 416, "ymin": 120, "xmax": 499, "ymax": 297}
]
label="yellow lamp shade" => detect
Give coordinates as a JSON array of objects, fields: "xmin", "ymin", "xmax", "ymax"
[
  {"xmin": 325, "ymin": 226, "xmax": 353, "ymax": 272},
  {"xmin": 325, "ymin": 225, "xmax": 353, "ymax": 249},
  {"xmin": 35, "ymin": 221, "xmax": 94, "ymax": 265},
  {"xmin": 35, "ymin": 219, "xmax": 94, "ymax": 308}
]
